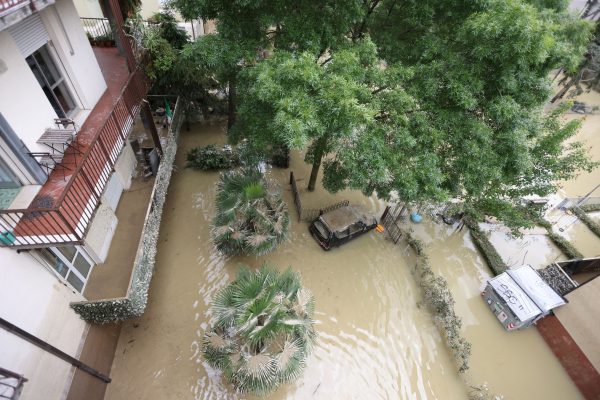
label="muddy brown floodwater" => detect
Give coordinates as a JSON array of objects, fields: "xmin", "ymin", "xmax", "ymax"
[{"xmin": 104, "ymin": 120, "xmax": 582, "ymax": 400}]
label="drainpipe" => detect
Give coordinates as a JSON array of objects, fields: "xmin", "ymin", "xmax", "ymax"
[{"xmin": 0, "ymin": 317, "xmax": 111, "ymax": 383}]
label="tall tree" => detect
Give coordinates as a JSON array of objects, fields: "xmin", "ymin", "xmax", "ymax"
[{"xmin": 169, "ymin": 0, "xmax": 596, "ymax": 228}]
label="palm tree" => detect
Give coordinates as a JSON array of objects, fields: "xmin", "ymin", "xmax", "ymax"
[
  {"xmin": 212, "ymin": 168, "xmax": 290, "ymax": 256},
  {"xmin": 202, "ymin": 265, "xmax": 316, "ymax": 395}
]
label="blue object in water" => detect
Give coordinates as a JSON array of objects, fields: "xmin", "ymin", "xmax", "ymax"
[{"xmin": 410, "ymin": 212, "xmax": 423, "ymax": 223}]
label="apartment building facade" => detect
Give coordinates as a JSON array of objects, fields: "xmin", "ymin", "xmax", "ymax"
[{"xmin": 0, "ymin": 0, "xmax": 153, "ymax": 397}]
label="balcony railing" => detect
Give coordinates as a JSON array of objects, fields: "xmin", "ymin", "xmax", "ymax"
[
  {"xmin": 0, "ymin": 69, "xmax": 147, "ymax": 249},
  {"xmin": 0, "ymin": 0, "xmax": 29, "ymax": 15},
  {"xmin": 0, "ymin": 366, "xmax": 27, "ymax": 400},
  {"xmin": 80, "ymin": 17, "xmax": 115, "ymax": 44}
]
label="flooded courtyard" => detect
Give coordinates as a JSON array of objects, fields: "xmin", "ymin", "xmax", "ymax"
[{"xmin": 102, "ymin": 119, "xmax": 586, "ymax": 400}]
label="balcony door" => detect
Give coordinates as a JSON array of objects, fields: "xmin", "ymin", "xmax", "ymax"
[{"xmin": 26, "ymin": 45, "xmax": 77, "ymax": 119}]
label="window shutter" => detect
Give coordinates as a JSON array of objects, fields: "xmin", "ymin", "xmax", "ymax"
[{"xmin": 8, "ymin": 13, "xmax": 49, "ymax": 57}]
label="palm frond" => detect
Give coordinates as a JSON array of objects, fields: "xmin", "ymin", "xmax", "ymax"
[{"xmin": 202, "ymin": 265, "xmax": 315, "ymax": 395}]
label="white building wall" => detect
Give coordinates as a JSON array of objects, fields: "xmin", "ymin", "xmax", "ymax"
[
  {"xmin": 114, "ymin": 140, "xmax": 136, "ymax": 190},
  {"xmin": 0, "ymin": 0, "xmax": 106, "ymax": 155},
  {"xmin": 41, "ymin": 0, "xmax": 107, "ymax": 109},
  {"xmin": 0, "ymin": 31, "xmax": 57, "ymax": 154},
  {"xmin": 0, "ymin": 248, "xmax": 88, "ymax": 400},
  {"xmin": 72, "ymin": 0, "xmax": 103, "ymax": 18}
]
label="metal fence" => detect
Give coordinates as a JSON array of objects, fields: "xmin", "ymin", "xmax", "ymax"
[
  {"xmin": 380, "ymin": 204, "xmax": 404, "ymax": 244},
  {"xmin": 288, "ymin": 171, "xmax": 349, "ymax": 222},
  {"xmin": 80, "ymin": 17, "xmax": 114, "ymax": 41},
  {"xmin": 0, "ymin": 69, "xmax": 147, "ymax": 248},
  {"xmin": 0, "ymin": 367, "xmax": 27, "ymax": 400}
]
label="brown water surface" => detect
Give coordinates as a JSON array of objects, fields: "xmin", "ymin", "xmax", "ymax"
[{"xmin": 104, "ymin": 121, "xmax": 582, "ymax": 400}]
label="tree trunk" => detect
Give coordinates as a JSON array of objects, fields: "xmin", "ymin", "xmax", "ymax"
[
  {"xmin": 307, "ymin": 137, "xmax": 327, "ymax": 192},
  {"xmin": 551, "ymin": 76, "xmax": 576, "ymax": 103},
  {"xmin": 227, "ymin": 76, "xmax": 237, "ymax": 131}
]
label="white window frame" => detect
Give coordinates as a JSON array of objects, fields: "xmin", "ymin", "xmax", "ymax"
[{"xmin": 37, "ymin": 245, "xmax": 95, "ymax": 294}]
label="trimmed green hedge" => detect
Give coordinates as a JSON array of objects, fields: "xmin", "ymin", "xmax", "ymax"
[
  {"xmin": 547, "ymin": 231, "xmax": 584, "ymax": 260},
  {"xmin": 405, "ymin": 232, "xmax": 471, "ymax": 373},
  {"xmin": 464, "ymin": 219, "xmax": 507, "ymax": 276},
  {"xmin": 572, "ymin": 206, "xmax": 600, "ymax": 239},
  {"xmin": 528, "ymin": 214, "xmax": 583, "ymax": 260},
  {"xmin": 580, "ymin": 203, "xmax": 600, "ymax": 213}
]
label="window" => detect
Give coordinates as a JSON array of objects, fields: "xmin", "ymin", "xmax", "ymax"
[
  {"xmin": 26, "ymin": 45, "xmax": 76, "ymax": 118},
  {"xmin": 38, "ymin": 246, "xmax": 94, "ymax": 294}
]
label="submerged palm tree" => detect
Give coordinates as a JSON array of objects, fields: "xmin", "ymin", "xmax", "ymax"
[
  {"xmin": 212, "ymin": 168, "xmax": 289, "ymax": 256},
  {"xmin": 202, "ymin": 265, "xmax": 316, "ymax": 395}
]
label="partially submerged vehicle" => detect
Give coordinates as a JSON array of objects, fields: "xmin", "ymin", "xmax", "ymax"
[
  {"xmin": 482, "ymin": 265, "xmax": 566, "ymax": 331},
  {"xmin": 309, "ymin": 205, "xmax": 378, "ymax": 250}
]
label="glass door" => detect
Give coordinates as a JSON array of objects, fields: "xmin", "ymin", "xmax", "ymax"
[
  {"xmin": 38, "ymin": 245, "xmax": 94, "ymax": 294},
  {"xmin": 26, "ymin": 45, "xmax": 76, "ymax": 119},
  {"xmin": 0, "ymin": 157, "xmax": 21, "ymax": 189}
]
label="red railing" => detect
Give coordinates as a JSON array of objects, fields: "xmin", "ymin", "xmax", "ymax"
[{"xmin": 0, "ymin": 69, "xmax": 147, "ymax": 248}]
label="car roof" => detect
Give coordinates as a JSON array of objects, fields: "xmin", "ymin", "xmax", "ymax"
[{"xmin": 319, "ymin": 205, "xmax": 376, "ymax": 232}]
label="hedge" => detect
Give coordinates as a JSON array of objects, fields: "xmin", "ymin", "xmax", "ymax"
[
  {"xmin": 71, "ymin": 100, "xmax": 186, "ymax": 324},
  {"xmin": 572, "ymin": 206, "xmax": 600, "ymax": 240},
  {"xmin": 580, "ymin": 203, "xmax": 600, "ymax": 213},
  {"xmin": 405, "ymin": 232, "xmax": 471, "ymax": 373},
  {"xmin": 464, "ymin": 219, "xmax": 507, "ymax": 276}
]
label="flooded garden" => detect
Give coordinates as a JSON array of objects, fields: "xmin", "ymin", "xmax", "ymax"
[{"xmin": 102, "ymin": 117, "xmax": 589, "ymax": 400}]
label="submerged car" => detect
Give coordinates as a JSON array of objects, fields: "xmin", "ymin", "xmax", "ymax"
[{"xmin": 309, "ymin": 205, "xmax": 378, "ymax": 250}]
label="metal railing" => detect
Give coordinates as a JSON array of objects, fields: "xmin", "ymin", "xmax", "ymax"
[
  {"xmin": 0, "ymin": 367, "xmax": 27, "ymax": 400},
  {"xmin": 0, "ymin": 69, "xmax": 147, "ymax": 249},
  {"xmin": 80, "ymin": 17, "xmax": 114, "ymax": 41},
  {"xmin": 288, "ymin": 171, "xmax": 349, "ymax": 222}
]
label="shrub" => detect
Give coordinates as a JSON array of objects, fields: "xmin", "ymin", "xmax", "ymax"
[
  {"xmin": 405, "ymin": 232, "xmax": 471, "ymax": 373},
  {"xmin": 547, "ymin": 231, "xmax": 583, "ymax": 260},
  {"xmin": 526, "ymin": 213, "xmax": 583, "ymax": 260},
  {"xmin": 202, "ymin": 265, "xmax": 316, "ymax": 395},
  {"xmin": 212, "ymin": 168, "xmax": 289, "ymax": 255},
  {"xmin": 572, "ymin": 206, "xmax": 600, "ymax": 239},
  {"xmin": 464, "ymin": 219, "xmax": 507, "ymax": 276},
  {"xmin": 580, "ymin": 203, "xmax": 600, "ymax": 212},
  {"xmin": 186, "ymin": 145, "xmax": 239, "ymax": 170}
]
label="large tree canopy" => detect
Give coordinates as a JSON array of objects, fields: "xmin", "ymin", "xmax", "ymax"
[{"xmin": 169, "ymin": 0, "xmax": 596, "ymax": 228}]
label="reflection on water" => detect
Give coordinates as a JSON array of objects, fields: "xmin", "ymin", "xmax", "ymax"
[{"xmin": 104, "ymin": 120, "xmax": 581, "ymax": 400}]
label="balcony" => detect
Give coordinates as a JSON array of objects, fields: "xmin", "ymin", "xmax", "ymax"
[
  {"xmin": 0, "ymin": 48, "xmax": 148, "ymax": 249},
  {"xmin": 0, "ymin": 0, "xmax": 55, "ymax": 31}
]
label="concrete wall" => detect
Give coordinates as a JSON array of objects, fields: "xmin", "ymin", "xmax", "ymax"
[
  {"xmin": 114, "ymin": 141, "xmax": 136, "ymax": 190},
  {"xmin": 85, "ymin": 142, "xmax": 135, "ymax": 263},
  {"xmin": 84, "ymin": 202, "xmax": 118, "ymax": 264},
  {"xmin": 0, "ymin": 0, "xmax": 106, "ymax": 156},
  {"xmin": 0, "ymin": 248, "xmax": 88, "ymax": 400}
]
